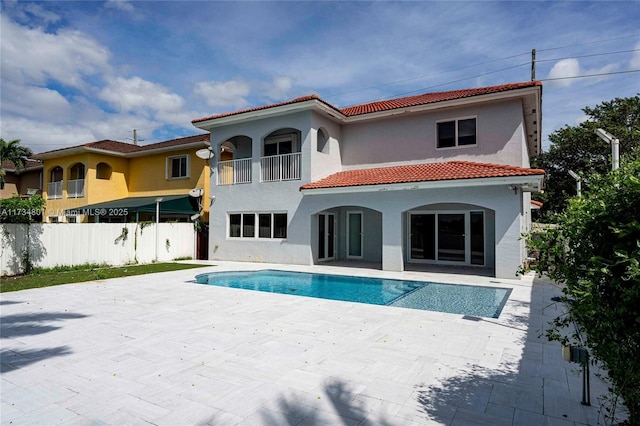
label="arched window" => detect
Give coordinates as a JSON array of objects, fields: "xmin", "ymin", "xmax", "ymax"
[
  {"xmin": 96, "ymin": 162, "xmax": 112, "ymax": 180},
  {"xmin": 317, "ymin": 128, "xmax": 329, "ymax": 153},
  {"xmin": 69, "ymin": 163, "xmax": 85, "ymax": 180},
  {"xmin": 50, "ymin": 166, "xmax": 63, "ymax": 182}
]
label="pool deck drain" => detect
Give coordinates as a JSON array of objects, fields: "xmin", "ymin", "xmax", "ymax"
[{"xmin": 1, "ymin": 261, "xmax": 613, "ymax": 425}]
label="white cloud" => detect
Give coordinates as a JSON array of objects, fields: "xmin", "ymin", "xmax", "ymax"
[
  {"xmin": 630, "ymin": 41, "xmax": 640, "ymax": 69},
  {"xmin": 104, "ymin": 0, "xmax": 135, "ymax": 13},
  {"xmin": 100, "ymin": 76, "xmax": 184, "ymax": 114},
  {"xmin": 547, "ymin": 58, "xmax": 618, "ymax": 88},
  {"xmin": 265, "ymin": 76, "xmax": 294, "ymax": 100},
  {"xmin": 194, "ymin": 80, "xmax": 251, "ymax": 109},
  {"xmin": 0, "ymin": 14, "xmax": 111, "ymax": 89},
  {"xmin": 23, "ymin": 3, "xmax": 61, "ymax": 24},
  {"xmin": 1, "ymin": 82, "xmax": 72, "ymax": 122}
]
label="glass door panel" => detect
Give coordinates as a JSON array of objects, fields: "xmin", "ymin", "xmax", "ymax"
[
  {"xmin": 470, "ymin": 211, "xmax": 485, "ymax": 265},
  {"xmin": 347, "ymin": 212, "xmax": 362, "ymax": 258},
  {"xmin": 410, "ymin": 214, "xmax": 435, "ymax": 260},
  {"xmin": 327, "ymin": 215, "xmax": 335, "ymax": 259},
  {"xmin": 437, "ymin": 214, "xmax": 465, "ymax": 262},
  {"xmin": 318, "ymin": 213, "xmax": 335, "ymax": 261}
]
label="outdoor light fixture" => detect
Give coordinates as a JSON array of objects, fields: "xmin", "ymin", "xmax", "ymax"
[
  {"xmin": 594, "ymin": 128, "xmax": 620, "ymax": 171},
  {"xmin": 568, "ymin": 170, "xmax": 582, "ymax": 196}
]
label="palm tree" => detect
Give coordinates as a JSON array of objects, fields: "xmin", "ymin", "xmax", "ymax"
[{"xmin": 1, "ymin": 138, "xmax": 33, "ymax": 189}]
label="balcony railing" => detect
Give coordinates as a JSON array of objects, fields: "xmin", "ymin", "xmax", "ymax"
[
  {"xmin": 261, "ymin": 152, "xmax": 301, "ymax": 182},
  {"xmin": 48, "ymin": 181, "xmax": 63, "ymax": 200},
  {"xmin": 68, "ymin": 179, "xmax": 85, "ymax": 198},
  {"xmin": 217, "ymin": 158, "xmax": 252, "ymax": 185}
]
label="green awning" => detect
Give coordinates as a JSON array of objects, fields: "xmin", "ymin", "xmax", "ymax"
[{"xmin": 65, "ymin": 195, "xmax": 198, "ymax": 216}]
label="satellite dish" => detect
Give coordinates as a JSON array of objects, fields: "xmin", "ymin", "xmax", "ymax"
[
  {"xmin": 196, "ymin": 148, "xmax": 214, "ymax": 160},
  {"xmin": 189, "ymin": 188, "xmax": 204, "ymax": 198}
]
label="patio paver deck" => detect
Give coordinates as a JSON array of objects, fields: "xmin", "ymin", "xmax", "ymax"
[{"xmin": 0, "ymin": 262, "xmax": 615, "ymax": 425}]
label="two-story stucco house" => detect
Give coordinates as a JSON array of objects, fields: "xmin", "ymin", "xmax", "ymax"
[{"xmin": 192, "ymin": 81, "xmax": 545, "ymax": 278}]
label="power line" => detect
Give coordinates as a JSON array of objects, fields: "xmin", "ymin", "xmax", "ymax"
[
  {"xmin": 537, "ymin": 49, "xmax": 640, "ymax": 63},
  {"xmin": 536, "ymin": 35, "xmax": 638, "ymax": 52},
  {"xmin": 540, "ymin": 69, "xmax": 640, "ymax": 82}
]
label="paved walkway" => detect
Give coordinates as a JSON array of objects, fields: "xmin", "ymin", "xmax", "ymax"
[{"xmin": 1, "ymin": 262, "xmax": 613, "ymax": 425}]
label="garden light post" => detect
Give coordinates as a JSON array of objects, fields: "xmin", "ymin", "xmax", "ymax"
[
  {"xmin": 568, "ymin": 170, "xmax": 582, "ymax": 196},
  {"xmin": 594, "ymin": 128, "xmax": 619, "ymax": 171}
]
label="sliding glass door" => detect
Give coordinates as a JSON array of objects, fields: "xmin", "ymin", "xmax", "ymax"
[
  {"xmin": 318, "ymin": 213, "xmax": 335, "ymax": 261},
  {"xmin": 408, "ymin": 211, "xmax": 485, "ymax": 266}
]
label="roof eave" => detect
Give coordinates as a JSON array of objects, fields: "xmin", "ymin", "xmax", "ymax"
[
  {"xmin": 127, "ymin": 141, "xmax": 209, "ymax": 157},
  {"xmin": 343, "ymin": 85, "xmax": 543, "ymax": 123},
  {"xmin": 33, "ymin": 146, "xmax": 128, "ymax": 160},
  {"xmin": 193, "ymin": 99, "xmax": 347, "ymax": 129},
  {"xmin": 300, "ymin": 174, "xmax": 545, "ymax": 195}
]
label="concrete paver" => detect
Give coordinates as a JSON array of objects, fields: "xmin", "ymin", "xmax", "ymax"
[{"xmin": 0, "ymin": 261, "xmax": 616, "ymax": 425}]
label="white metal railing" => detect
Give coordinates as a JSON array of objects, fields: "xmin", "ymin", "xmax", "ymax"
[
  {"xmin": 47, "ymin": 181, "xmax": 63, "ymax": 200},
  {"xmin": 260, "ymin": 152, "xmax": 301, "ymax": 182},
  {"xmin": 67, "ymin": 179, "xmax": 85, "ymax": 198},
  {"xmin": 217, "ymin": 158, "xmax": 252, "ymax": 185}
]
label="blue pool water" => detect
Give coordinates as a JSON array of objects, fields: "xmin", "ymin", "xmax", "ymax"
[{"xmin": 194, "ymin": 270, "xmax": 512, "ymax": 318}]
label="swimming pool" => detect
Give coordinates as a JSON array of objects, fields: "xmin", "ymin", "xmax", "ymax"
[{"xmin": 194, "ymin": 270, "xmax": 512, "ymax": 318}]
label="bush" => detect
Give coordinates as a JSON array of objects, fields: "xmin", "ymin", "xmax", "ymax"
[{"xmin": 527, "ymin": 159, "xmax": 640, "ymax": 423}]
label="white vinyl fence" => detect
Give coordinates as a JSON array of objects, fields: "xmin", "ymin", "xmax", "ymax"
[{"xmin": 0, "ymin": 223, "xmax": 196, "ymax": 276}]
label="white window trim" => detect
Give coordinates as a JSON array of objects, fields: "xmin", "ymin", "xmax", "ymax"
[
  {"xmin": 166, "ymin": 154, "xmax": 190, "ymax": 180},
  {"xmin": 435, "ymin": 116, "xmax": 478, "ymax": 150},
  {"xmin": 227, "ymin": 212, "xmax": 288, "ymax": 240}
]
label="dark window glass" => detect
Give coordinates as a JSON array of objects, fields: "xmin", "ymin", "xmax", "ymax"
[
  {"xmin": 243, "ymin": 213, "xmax": 255, "ymax": 237},
  {"xmin": 318, "ymin": 214, "xmax": 325, "ymax": 258},
  {"xmin": 274, "ymin": 213, "xmax": 287, "ymax": 238},
  {"xmin": 470, "ymin": 211, "xmax": 485, "ymax": 265},
  {"xmin": 264, "ymin": 143, "xmax": 278, "ymax": 157},
  {"xmin": 458, "ymin": 118, "xmax": 477, "ymax": 146},
  {"xmin": 279, "ymin": 140, "xmax": 292, "ymax": 155},
  {"xmin": 171, "ymin": 156, "xmax": 187, "ymax": 178},
  {"xmin": 259, "ymin": 214, "xmax": 272, "ymax": 238},
  {"xmin": 410, "ymin": 214, "xmax": 435, "ymax": 260},
  {"xmin": 229, "ymin": 214, "xmax": 241, "ymax": 237},
  {"xmin": 437, "ymin": 121, "xmax": 456, "ymax": 148}
]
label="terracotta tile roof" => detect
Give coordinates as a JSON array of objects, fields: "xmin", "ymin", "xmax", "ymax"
[
  {"xmin": 1, "ymin": 159, "xmax": 43, "ymax": 171},
  {"xmin": 340, "ymin": 81, "xmax": 541, "ymax": 116},
  {"xmin": 34, "ymin": 134, "xmax": 209, "ymax": 157},
  {"xmin": 192, "ymin": 95, "xmax": 344, "ymax": 123},
  {"xmin": 193, "ymin": 81, "xmax": 541, "ymax": 123},
  {"xmin": 300, "ymin": 161, "xmax": 545, "ymax": 190}
]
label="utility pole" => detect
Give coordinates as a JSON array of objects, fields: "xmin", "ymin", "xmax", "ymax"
[
  {"xmin": 133, "ymin": 129, "xmax": 138, "ymax": 145},
  {"xmin": 531, "ymin": 49, "xmax": 536, "ymax": 81}
]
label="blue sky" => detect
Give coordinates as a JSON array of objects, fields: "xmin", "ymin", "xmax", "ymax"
[{"xmin": 1, "ymin": 0, "xmax": 639, "ymax": 153}]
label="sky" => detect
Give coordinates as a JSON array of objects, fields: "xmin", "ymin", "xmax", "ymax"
[{"xmin": 1, "ymin": 0, "xmax": 639, "ymax": 154}]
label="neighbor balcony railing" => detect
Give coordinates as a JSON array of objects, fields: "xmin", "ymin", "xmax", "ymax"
[
  {"xmin": 260, "ymin": 152, "xmax": 301, "ymax": 182},
  {"xmin": 47, "ymin": 181, "xmax": 63, "ymax": 200},
  {"xmin": 217, "ymin": 158, "xmax": 252, "ymax": 185},
  {"xmin": 67, "ymin": 179, "xmax": 85, "ymax": 198}
]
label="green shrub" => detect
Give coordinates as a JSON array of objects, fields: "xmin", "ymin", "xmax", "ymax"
[{"xmin": 527, "ymin": 158, "xmax": 640, "ymax": 423}]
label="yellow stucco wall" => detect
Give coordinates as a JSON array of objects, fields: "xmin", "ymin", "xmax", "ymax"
[{"xmin": 40, "ymin": 148, "xmax": 210, "ymax": 222}]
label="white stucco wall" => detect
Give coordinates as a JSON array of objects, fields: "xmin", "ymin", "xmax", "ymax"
[{"xmin": 341, "ymin": 99, "xmax": 527, "ymax": 169}]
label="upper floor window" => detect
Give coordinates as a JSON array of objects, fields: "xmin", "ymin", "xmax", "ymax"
[
  {"xmin": 437, "ymin": 117, "xmax": 476, "ymax": 149},
  {"xmin": 166, "ymin": 155, "xmax": 189, "ymax": 179},
  {"xmin": 96, "ymin": 162, "xmax": 112, "ymax": 180},
  {"xmin": 264, "ymin": 134, "xmax": 295, "ymax": 156}
]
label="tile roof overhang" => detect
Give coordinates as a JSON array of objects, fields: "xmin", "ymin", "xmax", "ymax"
[
  {"xmin": 300, "ymin": 161, "xmax": 545, "ymax": 195},
  {"xmin": 32, "ymin": 134, "xmax": 210, "ymax": 160},
  {"xmin": 191, "ymin": 81, "xmax": 542, "ymax": 157},
  {"xmin": 1, "ymin": 159, "xmax": 43, "ymax": 172}
]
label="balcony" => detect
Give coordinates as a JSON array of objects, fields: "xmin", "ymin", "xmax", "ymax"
[
  {"xmin": 68, "ymin": 179, "xmax": 85, "ymax": 198},
  {"xmin": 217, "ymin": 158, "xmax": 252, "ymax": 185},
  {"xmin": 261, "ymin": 152, "xmax": 301, "ymax": 182},
  {"xmin": 48, "ymin": 181, "xmax": 63, "ymax": 200}
]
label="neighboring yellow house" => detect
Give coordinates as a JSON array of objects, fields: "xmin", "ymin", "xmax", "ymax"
[{"xmin": 31, "ymin": 134, "xmax": 212, "ymax": 225}]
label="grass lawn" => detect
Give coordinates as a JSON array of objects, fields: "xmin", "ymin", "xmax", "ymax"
[{"xmin": 0, "ymin": 263, "xmax": 209, "ymax": 293}]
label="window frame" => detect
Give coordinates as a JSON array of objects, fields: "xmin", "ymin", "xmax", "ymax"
[
  {"xmin": 263, "ymin": 134, "xmax": 298, "ymax": 157},
  {"xmin": 435, "ymin": 116, "xmax": 477, "ymax": 150},
  {"xmin": 228, "ymin": 212, "xmax": 287, "ymax": 239},
  {"xmin": 166, "ymin": 154, "xmax": 190, "ymax": 180}
]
